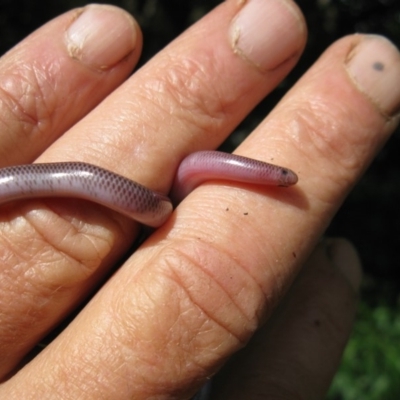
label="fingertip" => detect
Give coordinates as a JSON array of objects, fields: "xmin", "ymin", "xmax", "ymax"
[
  {"xmin": 65, "ymin": 4, "xmax": 141, "ymax": 70},
  {"xmin": 229, "ymin": 0, "xmax": 307, "ymax": 71},
  {"xmin": 345, "ymin": 34, "xmax": 400, "ymax": 118}
]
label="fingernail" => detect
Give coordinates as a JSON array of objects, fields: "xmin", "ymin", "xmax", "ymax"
[
  {"xmin": 229, "ymin": 0, "xmax": 306, "ymax": 71},
  {"xmin": 346, "ymin": 35, "xmax": 400, "ymax": 117},
  {"xmin": 66, "ymin": 5, "xmax": 137, "ymax": 70},
  {"xmin": 325, "ymin": 238, "xmax": 362, "ymax": 292}
]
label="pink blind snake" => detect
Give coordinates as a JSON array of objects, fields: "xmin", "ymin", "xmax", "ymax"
[{"xmin": 0, "ymin": 151, "xmax": 297, "ymax": 227}]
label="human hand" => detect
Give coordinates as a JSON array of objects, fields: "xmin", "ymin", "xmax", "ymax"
[{"xmin": 0, "ymin": 1, "xmax": 399, "ymax": 399}]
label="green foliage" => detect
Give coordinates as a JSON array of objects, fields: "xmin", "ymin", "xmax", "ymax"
[{"xmin": 328, "ymin": 299, "xmax": 400, "ymax": 400}]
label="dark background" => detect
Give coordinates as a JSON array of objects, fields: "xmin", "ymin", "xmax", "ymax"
[{"xmin": 1, "ymin": 0, "xmax": 400, "ymax": 301}]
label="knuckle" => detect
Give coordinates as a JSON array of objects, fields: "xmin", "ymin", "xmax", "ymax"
[
  {"xmin": 290, "ymin": 100, "xmax": 365, "ymax": 179},
  {"xmin": 155, "ymin": 239, "xmax": 260, "ymax": 342},
  {"xmin": 0, "ymin": 62, "xmax": 57, "ymax": 144},
  {"xmin": 143, "ymin": 54, "xmax": 229, "ymax": 134},
  {"xmin": 0, "ymin": 204, "xmax": 116, "ymax": 290},
  {"xmin": 0, "ymin": 205, "xmax": 123, "ymax": 371},
  {"xmin": 110, "ymin": 240, "xmax": 257, "ymax": 385}
]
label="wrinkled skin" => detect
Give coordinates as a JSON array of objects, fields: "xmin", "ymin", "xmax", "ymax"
[{"xmin": 0, "ymin": 1, "xmax": 399, "ymax": 399}]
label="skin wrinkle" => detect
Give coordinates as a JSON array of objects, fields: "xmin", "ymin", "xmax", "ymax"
[
  {"xmin": 153, "ymin": 274, "xmax": 221, "ymax": 354},
  {"xmin": 108, "ymin": 247, "xmax": 244, "ymax": 392},
  {"xmin": 144, "ymin": 54, "xmax": 232, "ymax": 138},
  {"xmin": 0, "ymin": 229, "xmax": 29, "ymax": 269},
  {"xmin": 38, "ymin": 200, "xmax": 118, "ymax": 250},
  {"xmin": 31, "ymin": 62, "xmax": 55, "ymax": 125},
  {"xmin": 106, "ymin": 322, "xmax": 155, "ymax": 390},
  {"xmin": 130, "ymin": 82, "xmax": 182, "ymax": 138},
  {"xmin": 304, "ymin": 102, "xmax": 366, "ymax": 172},
  {"xmin": 290, "ymin": 103, "xmax": 354, "ymax": 168},
  {"xmin": 163, "ymin": 244, "xmax": 249, "ymax": 343},
  {"xmin": 0, "ymin": 276, "xmax": 60, "ymax": 351},
  {"xmin": 160, "ymin": 239, "xmax": 261, "ymax": 342},
  {"xmin": 114, "ymin": 275, "xmax": 188, "ymax": 368},
  {"xmin": 282, "ymin": 80, "xmax": 384, "ymax": 182},
  {"xmin": 41, "ymin": 200, "xmax": 115, "ymax": 244},
  {"xmin": 67, "ymin": 128, "xmax": 151, "ymax": 188},
  {"xmin": 30, "ymin": 60, "xmax": 70, "ymax": 140},
  {"xmin": 148, "ymin": 305, "xmax": 216, "ymax": 397},
  {"xmin": 236, "ymin": 201, "xmax": 288, "ymax": 288},
  {"xmin": 175, "ymin": 57, "xmax": 231, "ymax": 119},
  {"xmin": 174, "ymin": 189, "xmax": 291, "ymax": 312},
  {"xmin": 23, "ymin": 212, "xmax": 101, "ymax": 276},
  {"xmin": 219, "ymin": 212, "xmax": 280, "ymax": 304},
  {"xmin": 109, "ymin": 302, "xmax": 208, "ymax": 396},
  {"xmin": 0, "ymin": 50, "xmax": 98, "ymax": 164},
  {"xmin": 0, "ymin": 203, "xmax": 115, "ymax": 300},
  {"xmin": 1, "ymin": 256, "xmax": 67, "ymax": 324},
  {"xmin": 0, "ymin": 67, "xmax": 53, "ymax": 166},
  {"xmin": 228, "ymin": 198, "xmax": 308, "ymax": 314},
  {"xmin": 0, "ymin": 78, "xmax": 39, "ymax": 127},
  {"xmin": 0, "ymin": 84, "xmax": 36, "ymax": 163},
  {"xmin": 25, "ymin": 220, "xmax": 92, "ymax": 282},
  {"xmin": 91, "ymin": 86, "xmax": 184, "ymax": 189},
  {"xmin": 4, "ymin": 62, "xmax": 55, "ymax": 131},
  {"xmin": 273, "ymin": 104, "xmax": 361, "ymax": 204},
  {"xmin": 0, "ymin": 219, "xmax": 65, "ymax": 287},
  {"xmin": 49, "ymin": 354, "xmax": 102, "ymax": 400}
]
